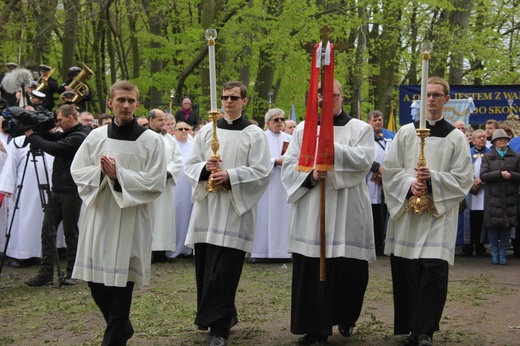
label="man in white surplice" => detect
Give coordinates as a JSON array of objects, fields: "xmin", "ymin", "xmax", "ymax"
[
  {"xmin": 71, "ymin": 81, "xmax": 166, "ymax": 346},
  {"xmin": 251, "ymin": 107, "xmax": 292, "ymax": 260},
  {"xmin": 382, "ymin": 77, "xmax": 472, "ymax": 346},
  {"xmin": 168, "ymin": 121, "xmax": 194, "ymax": 258},
  {"xmin": 282, "ymin": 79, "xmax": 376, "ymax": 344},
  {"xmin": 184, "ymin": 81, "xmax": 271, "ymax": 346},
  {"xmin": 147, "ymin": 108, "xmax": 182, "ymax": 262}
]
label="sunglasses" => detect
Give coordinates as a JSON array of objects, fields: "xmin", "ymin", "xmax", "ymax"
[
  {"xmin": 271, "ymin": 117, "xmax": 284, "ymax": 122},
  {"xmin": 176, "ymin": 128, "xmax": 190, "ymax": 131},
  {"xmin": 221, "ymin": 95, "xmax": 242, "ymax": 101}
]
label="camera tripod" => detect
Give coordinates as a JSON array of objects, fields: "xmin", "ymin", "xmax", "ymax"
[{"xmin": 0, "ymin": 142, "xmax": 65, "ymax": 286}]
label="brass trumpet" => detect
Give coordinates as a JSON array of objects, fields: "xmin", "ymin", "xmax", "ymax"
[
  {"xmin": 36, "ymin": 68, "xmax": 55, "ymax": 92},
  {"xmin": 59, "ymin": 64, "xmax": 94, "ymax": 103}
]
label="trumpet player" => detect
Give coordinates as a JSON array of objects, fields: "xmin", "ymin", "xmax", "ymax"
[
  {"xmin": 57, "ymin": 66, "xmax": 92, "ymax": 112},
  {"xmin": 37, "ymin": 64, "xmax": 58, "ymax": 111}
]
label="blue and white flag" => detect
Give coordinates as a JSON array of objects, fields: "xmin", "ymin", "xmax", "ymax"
[{"xmin": 411, "ymin": 98, "xmax": 475, "ymax": 125}]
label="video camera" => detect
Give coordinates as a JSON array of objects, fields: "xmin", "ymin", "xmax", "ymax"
[{"xmin": 1, "ymin": 106, "xmax": 55, "ymax": 137}]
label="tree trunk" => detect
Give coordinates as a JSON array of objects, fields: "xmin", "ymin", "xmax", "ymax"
[
  {"xmin": 448, "ymin": 0, "xmax": 473, "ymax": 85},
  {"xmin": 373, "ymin": 0, "xmax": 401, "ymax": 120},
  {"xmin": 92, "ymin": 0, "xmax": 108, "ymax": 114},
  {"xmin": 62, "ymin": 0, "xmax": 79, "ymax": 70},
  {"xmin": 30, "ymin": 0, "xmax": 59, "ymax": 69},
  {"xmin": 144, "ymin": 0, "xmax": 163, "ymax": 106},
  {"xmin": 127, "ymin": 0, "xmax": 140, "ymax": 80},
  {"xmin": 106, "ymin": 0, "xmax": 129, "ymax": 80}
]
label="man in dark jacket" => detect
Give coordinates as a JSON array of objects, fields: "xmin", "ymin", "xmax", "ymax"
[{"xmin": 24, "ymin": 104, "xmax": 91, "ymax": 286}]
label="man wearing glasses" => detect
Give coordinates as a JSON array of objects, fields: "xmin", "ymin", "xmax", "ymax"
[
  {"xmin": 184, "ymin": 81, "xmax": 271, "ymax": 346},
  {"xmin": 251, "ymin": 108, "xmax": 292, "ymax": 262},
  {"xmin": 282, "ymin": 79, "xmax": 375, "ymax": 345},
  {"xmin": 383, "ymin": 77, "xmax": 472, "ymax": 346},
  {"xmin": 169, "ymin": 121, "xmax": 195, "ymax": 258}
]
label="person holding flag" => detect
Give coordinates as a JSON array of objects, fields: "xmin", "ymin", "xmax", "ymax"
[{"xmin": 281, "ymin": 37, "xmax": 376, "ymax": 344}]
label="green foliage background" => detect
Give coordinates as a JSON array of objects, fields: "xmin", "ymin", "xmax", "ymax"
[{"xmin": 0, "ymin": 0, "xmax": 518, "ymax": 123}]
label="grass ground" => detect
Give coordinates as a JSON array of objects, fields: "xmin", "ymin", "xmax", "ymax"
[{"xmin": 0, "ymin": 254, "xmax": 519, "ymax": 345}]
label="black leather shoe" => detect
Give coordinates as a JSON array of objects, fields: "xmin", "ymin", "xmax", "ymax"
[
  {"xmin": 64, "ymin": 276, "xmax": 78, "ymax": 285},
  {"xmin": 338, "ymin": 324, "xmax": 353, "ymax": 337},
  {"xmin": 25, "ymin": 275, "xmax": 52, "ymax": 286},
  {"xmin": 209, "ymin": 336, "xmax": 227, "ymax": 346},
  {"xmin": 9, "ymin": 258, "xmax": 23, "ymax": 267},
  {"xmin": 298, "ymin": 333, "xmax": 328, "ymax": 345},
  {"xmin": 418, "ymin": 334, "xmax": 432, "ymax": 346},
  {"xmin": 126, "ymin": 322, "xmax": 134, "ymax": 341},
  {"xmin": 403, "ymin": 334, "xmax": 418, "ymax": 346}
]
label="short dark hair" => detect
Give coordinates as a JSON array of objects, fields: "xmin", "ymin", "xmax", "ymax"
[
  {"xmin": 110, "ymin": 80, "xmax": 140, "ymax": 99},
  {"xmin": 486, "ymin": 119, "xmax": 499, "ymax": 130},
  {"xmin": 223, "ymin": 81, "xmax": 247, "ymax": 98},
  {"xmin": 56, "ymin": 104, "xmax": 79, "ymax": 120}
]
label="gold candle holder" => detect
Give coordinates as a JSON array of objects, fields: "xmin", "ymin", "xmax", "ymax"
[
  {"xmin": 206, "ymin": 110, "xmax": 227, "ymax": 193},
  {"xmin": 406, "ymin": 128, "xmax": 437, "ymax": 214}
]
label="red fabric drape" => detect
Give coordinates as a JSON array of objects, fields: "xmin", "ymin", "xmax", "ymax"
[{"xmin": 297, "ymin": 43, "xmax": 335, "ymax": 172}]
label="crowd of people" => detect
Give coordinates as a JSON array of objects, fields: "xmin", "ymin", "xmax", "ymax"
[{"xmin": 0, "ymin": 68, "xmax": 518, "ymax": 346}]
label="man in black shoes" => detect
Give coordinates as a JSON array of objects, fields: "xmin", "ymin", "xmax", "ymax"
[
  {"xmin": 184, "ymin": 81, "xmax": 271, "ymax": 346},
  {"xmin": 70, "ymin": 81, "xmax": 166, "ymax": 345},
  {"xmin": 24, "ymin": 104, "xmax": 91, "ymax": 287}
]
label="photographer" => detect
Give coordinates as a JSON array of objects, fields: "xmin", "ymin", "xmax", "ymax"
[{"xmin": 24, "ymin": 104, "xmax": 91, "ymax": 286}]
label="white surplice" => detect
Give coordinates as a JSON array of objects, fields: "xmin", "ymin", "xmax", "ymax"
[
  {"xmin": 0, "ymin": 132, "xmax": 10, "ymax": 249},
  {"xmin": 251, "ymin": 129, "xmax": 292, "ymax": 259},
  {"xmin": 71, "ymin": 127, "xmax": 166, "ymax": 288},
  {"xmin": 184, "ymin": 123, "xmax": 271, "ymax": 252},
  {"xmin": 382, "ymin": 123, "xmax": 473, "ymax": 264},
  {"xmin": 167, "ymin": 138, "xmax": 194, "ymax": 258},
  {"xmin": 365, "ymin": 136, "xmax": 392, "ymax": 204},
  {"xmin": 0, "ymin": 136, "xmax": 60, "ymax": 259},
  {"xmin": 150, "ymin": 133, "xmax": 182, "ymax": 252},
  {"xmin": 281, "ymin": 119, "xmax": 376, "ymax": 260}
]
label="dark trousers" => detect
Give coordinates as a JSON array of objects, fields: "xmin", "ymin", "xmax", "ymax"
[
  {"xmin": 372, "ymin": 204, "xmax": 387, "ymax": 255},
  {"xmin": 89, "ymin": 281, "xmax": 134, "ymax": 346},
  {"xmin": 291, "ymin": 253, "xmax": 369, "ymax": 336},
  {"xmin": 194, "ymin": 243, "xmax": 245, "ymax": 339},
  {"xmin": 463, "ymin": 210, "xmax": 485, "ymax": 255},
  {"xmin": 40, "ymin": 191, "xmax": 82, "ymax": 278},
  {"xmin": 390, "ymin": 255, "xmax": 448, "ymax": 337}
]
